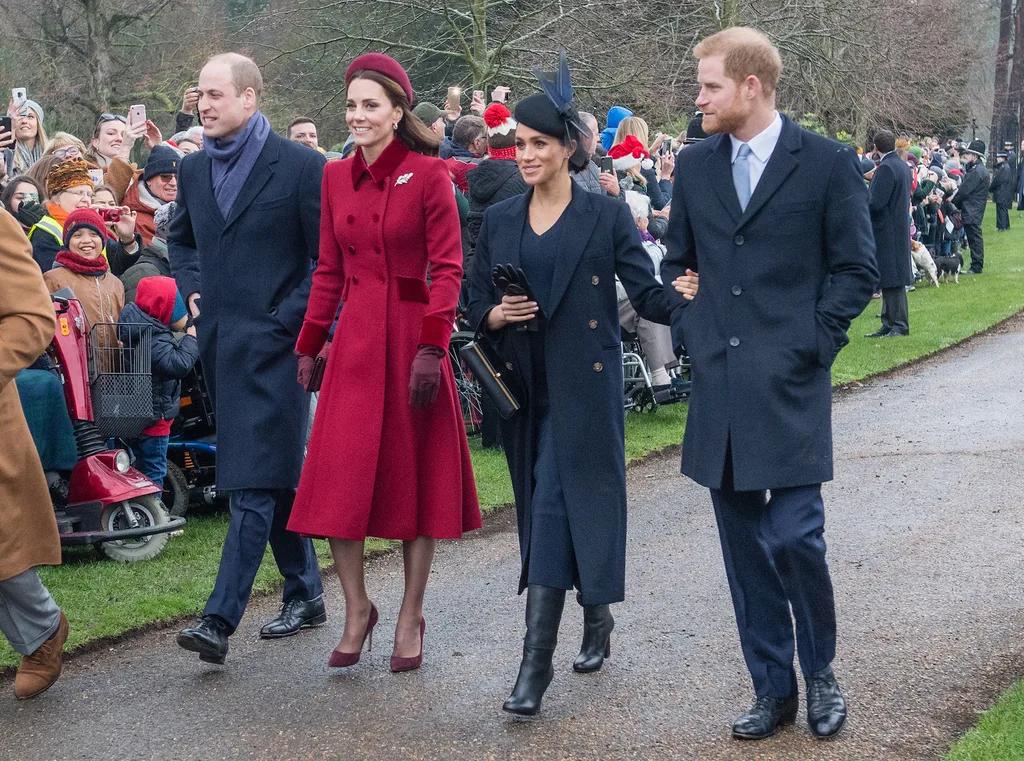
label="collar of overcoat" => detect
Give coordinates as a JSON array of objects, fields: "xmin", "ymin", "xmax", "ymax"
[
  {"xmin": 351, "ymin": 138, "xmax": 411, "ymax": 189},
  {"xmin": 194, "ymin": 130, "xmax": 283, "ymax": 230},
  {"xmin": 705, "ymin": 113, "xmax": 802, "ymax": 228},
  {"xmin": 494, "ymin": 178, "xmax": 600, "ymax": 319}
]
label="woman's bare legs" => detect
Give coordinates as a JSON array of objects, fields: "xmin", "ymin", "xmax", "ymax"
[
  {"xmin": 328, "ymin": 538, "xmax": 374, "ymax": 653},
  {"xmin": 393, "ymin": 536, "xmax": 437, "ymax": 657}
]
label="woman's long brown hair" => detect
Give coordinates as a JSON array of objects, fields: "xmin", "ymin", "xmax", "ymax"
[{"xmin": 346, "ymin": 70, "xmax": 440, "ymax": 158}]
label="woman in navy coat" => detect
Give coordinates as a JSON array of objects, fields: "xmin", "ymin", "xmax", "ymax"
[{"xmin": 466, "ymin": 56, "xmax": 672, "ymax": 716}]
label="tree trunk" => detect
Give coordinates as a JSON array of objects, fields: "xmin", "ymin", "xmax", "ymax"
[
  {"xmin": 1010, "ymin": 0, "xmax": 1024, "ymax": 152},
  {"xmin": 991, "ymin": 0, "xmax": 1013, "ymax": 158}
]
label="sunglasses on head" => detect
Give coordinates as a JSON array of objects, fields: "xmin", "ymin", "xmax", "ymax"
[{"xmin": 98, "ymin": 113, "xmax": 127, "ymax": 124}]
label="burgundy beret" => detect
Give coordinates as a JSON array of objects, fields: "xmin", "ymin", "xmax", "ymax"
[{"xmin": 345, "ymin": 53, "xmax": 414, "ymax": 105}]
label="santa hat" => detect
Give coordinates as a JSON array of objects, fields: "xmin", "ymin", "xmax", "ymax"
[
  {"xmin": 608, "ymin": 135, "xmax": 653, "ymax": 171},
  {"xmin": 484, "ymin": 102, "xmax": 517, "ymax": 160}
]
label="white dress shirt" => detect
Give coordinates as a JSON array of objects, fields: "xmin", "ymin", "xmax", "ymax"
[{"xmin": 730, "ymin": 112, "xmax": 783, "ymax": 195}]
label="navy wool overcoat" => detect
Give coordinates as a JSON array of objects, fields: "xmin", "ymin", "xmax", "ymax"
[
  {"xmin": 661, "ymin": 115, "xmax": 878, "ymax": 492},
  {"xmin": 169, "ymin": 131, "xmax": 325, "ymax": 490},
  {"xmin": 466, "ymin": 182, "xmax": 670, "ymax": 605}
]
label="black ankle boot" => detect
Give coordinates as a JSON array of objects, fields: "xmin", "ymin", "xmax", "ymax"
[
  {"xmin": 573, "ymin": 592, "xmax": 613, "ymax": 673},
  {"xmin": 503, "ymin": 585, "xmax": 566, "ymax": 717}
]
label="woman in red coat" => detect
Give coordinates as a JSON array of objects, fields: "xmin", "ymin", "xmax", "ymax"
[{"xmin": 289, "ymin": 53, "xmax": 481, "ymax": 672}]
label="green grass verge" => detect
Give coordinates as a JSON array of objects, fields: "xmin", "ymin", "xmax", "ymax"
[
  {"xmin": 946, "ymin": 680, "xmax": 1024, "ymax": 760},
  {"xmin": 2, "ymin": 209, "xmax": 1021, "ymax": 671}
]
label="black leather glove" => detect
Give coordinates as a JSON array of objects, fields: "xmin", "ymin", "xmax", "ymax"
[{"xmin": 15, "ymin": 200, "xmax": 46, "ymax": 229}]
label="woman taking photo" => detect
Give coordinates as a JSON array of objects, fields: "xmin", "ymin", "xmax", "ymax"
[
  {"xmin": 289, "ymin": 53, "xmax": 481, "ymax": 673},
  {"xmin": 465, "ymin": 53, "xmax": 675, "ymax": 716},
  {"xmin": 8, "ymin": 99, "xmax": 48, "ymax": 175}
]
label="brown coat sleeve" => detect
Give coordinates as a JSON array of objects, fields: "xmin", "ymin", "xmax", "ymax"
[
  {"xmin": 105, "ymin": 160, "xmax": 140, "ymax": 204},
  {"xmin": 0, "ymin": 211, "xmax": 55, "ymax": 392}
]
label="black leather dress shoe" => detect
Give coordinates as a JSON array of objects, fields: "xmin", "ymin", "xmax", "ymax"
[
  {"xmin": 732, "ymin": 695, "xmax": 799, "ymax": 740},
  {"xmin": 865, "ymin": 328, "xmax": 890, "ymax": 338},
  {"xmin": 806, "ymin": 667, "xmax": 847, "ymax": 739},
  {"xmin": 881, "ymin": 328, "xmax": 909, "ymax": 337},
  {"xmin": 259, "ymin": 596, "xmax": 327, "ymax": 639},
  {"xmin": 177, "ymin": 616, "xmax": 230, "ymax": 664}
]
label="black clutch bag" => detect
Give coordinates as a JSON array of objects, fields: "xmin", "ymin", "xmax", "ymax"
[{"xmin": 458, "ymin": 334, "xmax": 522, "ymax": 419}]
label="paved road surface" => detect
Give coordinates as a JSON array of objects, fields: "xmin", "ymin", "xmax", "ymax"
[{"xmin": 3, "ymin": 320, "xmax": 1024, "ymax": 761}]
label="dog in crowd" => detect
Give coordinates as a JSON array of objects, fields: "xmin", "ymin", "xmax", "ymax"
[
  {"xmin": 934, "ymin": 250, "xmax": 961, "ymax": 283},
  {"xmin": 911, "ymin": 240, "xmax": 940, "ymax": 287}
]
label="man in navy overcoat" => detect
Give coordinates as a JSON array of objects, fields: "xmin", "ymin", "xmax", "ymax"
[
  {"xmin": 169, "ymin": 53, "xmax": 326, "ymax": 664},
  {"xmin": 661, "ymin": 28, "xmax": 877, "ymax": 741}
]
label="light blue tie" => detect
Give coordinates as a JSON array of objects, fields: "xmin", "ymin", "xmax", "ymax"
[{"xmin": 733, "ymin": 143, "xmax": 752, "ymax": 210}]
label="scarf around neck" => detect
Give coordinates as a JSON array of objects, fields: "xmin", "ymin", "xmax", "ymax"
[
  {"xmin": 14, "ymin": 139, "xmax": 43, "ymax": 174},
  {"xmin": 205, "ymin": 112, "xmax": 271, "ymax": 217},
  {"xmin": 55, "ymin": 249, "xmax": 109, "ymax": 275}
]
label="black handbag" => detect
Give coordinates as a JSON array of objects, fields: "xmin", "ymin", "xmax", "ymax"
[{"xmin": 458, "ymin": 334, "xmax": 522, "ymax": 419}]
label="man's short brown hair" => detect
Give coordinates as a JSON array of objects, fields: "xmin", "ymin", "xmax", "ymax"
[
  {"xmin": 206, "ymin": 53, "xmax": 263, "ymax": 105},
  {"xmin": 693, "ymin": 27, "xmax": 783, "ymax": 97}
]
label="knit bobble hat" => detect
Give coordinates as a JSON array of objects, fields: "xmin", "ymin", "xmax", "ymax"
[
  {"xmin": 62, "ymin": 208, "xmax": 107, "ymax": 247},
  {"xmin": 346, "ymin": 53, "xmax": 414, "ymax": 104},
  {"xmin": 144, "ymin": 145, "xmax": 181, "ymax": 182},
  {"xmin": 484, "ymin": 103, "xmax": 517, "ymax": 158},
  {"xmin": 47, "ymin": 158, "xmax": 94, "ymax": 197}
]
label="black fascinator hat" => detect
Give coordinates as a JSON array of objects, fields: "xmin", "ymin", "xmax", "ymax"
[{"xmin": 514, "ymin": 49, "xmax": 592, "ymax": 145}]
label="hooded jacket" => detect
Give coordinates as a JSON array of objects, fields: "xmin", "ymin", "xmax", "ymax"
[
  {"xmin": 600, "ymin": 106, "xmax": 633, "ymax": 152},
  {"xmin": 120, "ymin": 240, "xmax": 172, "ymax": 303},
  {"xmin": 118, "ymin": 277, "xmax": 199, "ymax": 422},
  {"xmin": 466, "ymin": 157, "xmax": 528, "ymax": 258}
]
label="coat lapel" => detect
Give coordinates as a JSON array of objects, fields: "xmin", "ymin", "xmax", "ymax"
[
  {"xmin": 497, "ymin": 190, "xmax": 531, "ymax": 271},
  {"xmin": 547, "ymin": 182, "xmax": 599, "ymax": 316},
  {"xmin": 706, "ymin": 134, "xmax": 742, "ymax": 225},
  {"xmin": 737, "ymin": 116, "xmax": 800, "ymax": 227},
  {"xmin": 223, "ymin": 133, "xmax": 280, "ymax": 229},
  {"xmin": 194, "ymin": 152, "xmax": 225, "ymax": 227}
]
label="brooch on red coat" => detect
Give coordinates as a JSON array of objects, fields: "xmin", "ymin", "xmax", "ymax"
[{"xmin": 395, "ymin": 172, "xmax": 413, "ymax": 186}]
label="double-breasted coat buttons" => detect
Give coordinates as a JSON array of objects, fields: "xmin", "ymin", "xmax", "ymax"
[
  {"xmin": 593, "ymin": 362, "xmax": 603, "ymax": 372},
  {"xmin": 591, "ymin": 275, "xmax": 600, "ymax": 285},
  {"xmin": 588, "ymin": 319, "xmax": 598, "ymax": 329}
]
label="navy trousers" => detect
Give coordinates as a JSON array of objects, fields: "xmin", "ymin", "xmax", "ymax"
[
  {"xmin": 710, "ymin": 455, "xmax": 837, "ymax": 699},
  {"xmin": 204, "ymin": 488, "xmax": 323, "ymax": 633}
]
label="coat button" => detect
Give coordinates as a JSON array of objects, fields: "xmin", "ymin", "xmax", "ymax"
[
  {"xmin": 378, "ymin": 275, "xmax": 386, "ymax": 284},
  {"xmin": 374, "ymin": 245, "xmax": 381, "ymax": 254},
  {"xmin": 372, "ymin": 213, "xmax": 380, "ymax": 222},
  {"xmin": 506, "ymin": 362, "xmax": 514, "ymax": 370},
  {"xmin": 593, "ymin": 362, "xmax": 603, "ymax": 372},
  {"xmin": 729, "ymin": 337, "xmax": 740, "ymax": 347},
  {"xmin": 734, "ymin": 235, "xmax": 744, "ymax": 246},
  {"xmin": 591, "ymin": 276, "xmax": 600, "ymax": 285},
  {"xmin": 588, "ymin": 319, "xmax": 598, "ymax": 329},
  {"xmin": 378, "ymin": 181, "xmax": 386, "ymax": 191},
  {"xmin": 347, "ymin": 215, "xmax": 355, "ymax": 225},
  {"xmin": 348, "ymin": 245, "xmax": 355, "ymax": 254},
  {"xmin": 732, "ymin": 285, "xmax": 742, "ymax": 296}
]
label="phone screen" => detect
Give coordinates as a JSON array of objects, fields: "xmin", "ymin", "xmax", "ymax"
[
  {"xmin": 600, "ymin": 156, "xmax": 615, "ymax": 174},
  {"xmin": 0, "ymin": 116, "xmax": 11, "ymax": 135}
]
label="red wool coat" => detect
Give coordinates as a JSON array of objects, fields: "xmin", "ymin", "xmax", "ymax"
[{"xmin": 288, "ymin": 140, "xmax": 481, "ymax": 541}]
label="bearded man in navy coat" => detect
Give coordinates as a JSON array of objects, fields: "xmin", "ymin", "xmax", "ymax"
[{"xmin": 661, "ymin": 28, "xmax": 877, "ymax": 741}]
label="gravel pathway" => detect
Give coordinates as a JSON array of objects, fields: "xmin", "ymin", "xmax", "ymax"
[{"xmin": 2, "ymin": 319, "xmax": 1023, "ymax": 761}]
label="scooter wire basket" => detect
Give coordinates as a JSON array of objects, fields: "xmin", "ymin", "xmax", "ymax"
[{"xmin": 90, "ymin": 322, "xmax": 154, "ymax": 438}]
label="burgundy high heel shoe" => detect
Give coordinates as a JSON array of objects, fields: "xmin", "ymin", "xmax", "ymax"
[
  {"xmin": 328, "ymin": 603, "xmax": 378, "ymax": 668},
  {"xmin": 389, "ymin": 617, "xmax": 425, "ymax": 673}
]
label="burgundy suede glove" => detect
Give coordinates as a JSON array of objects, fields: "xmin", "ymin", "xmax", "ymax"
[
  {"xmin": 297, "ymin": 355, "xmax": 315, "ymax": 388},
  {"xmin": 409, "ymin": 345, "xmax": 446, "ymax": 408}
]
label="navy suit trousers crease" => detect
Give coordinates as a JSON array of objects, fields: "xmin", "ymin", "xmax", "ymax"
[
  {"xmin": 709, "ymin": 448, "xmax": 837, "ymax": 698},
  {"xmin": 204, "ymin": 488, "xmax": 323, "ymax": 632}
]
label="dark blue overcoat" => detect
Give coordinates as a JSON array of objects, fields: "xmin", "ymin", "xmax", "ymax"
[
  {"xmin": 868, "ymin": 151, "xmax": 913, "ymax": 288},
  {"xmin": 661, "ymin": 115, "xmax": 877, "ymax": 492},
  {"xmin": 466, "ymin": 182, "xmax": 670, "ymax": 605},
  {"xmin": 168, "ymin": 131, "xmax": 324, "ymax": 490}
]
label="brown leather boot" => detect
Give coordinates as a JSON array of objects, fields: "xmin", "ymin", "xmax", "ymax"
[{"xmin": 15, "ymin": 611, "xmax": 69, "ymax": 700}]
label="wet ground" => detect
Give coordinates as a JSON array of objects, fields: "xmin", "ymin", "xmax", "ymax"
[{"xmin": 2, "ymin": 319, "xmax": 1023, "ymax": 761}]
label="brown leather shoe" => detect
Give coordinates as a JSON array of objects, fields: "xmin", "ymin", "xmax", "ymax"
[{"xmin": 15, "ymin": 611, "xmax": 69, "ymax": 700}]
